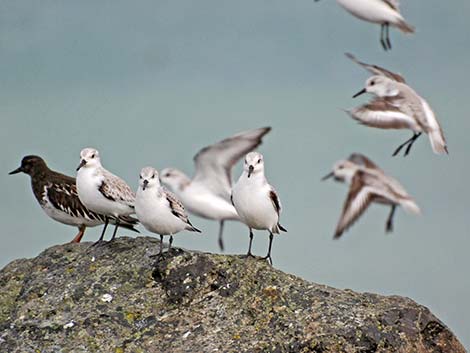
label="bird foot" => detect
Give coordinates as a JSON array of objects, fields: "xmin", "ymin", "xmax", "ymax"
[{"xmin": 262, "ymin": 255, "xmax": 273, "ymax": 266}]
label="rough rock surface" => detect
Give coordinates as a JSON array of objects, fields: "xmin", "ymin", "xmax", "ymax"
[{"xmin": 0, "ymin": 236, "xmax": 465, "ymax": 353}]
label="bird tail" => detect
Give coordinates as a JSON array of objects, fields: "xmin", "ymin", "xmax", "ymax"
[
  {"xmin": 273, "ymin": 223, "xmax": 287, "ymax": 234},
  {"xmin": 186, "ymin": 221, "xmax": 202, "ymax": 233},
  {"xmin": 116, "ymin": 215, "xmax": 140, "ymax": 233},
  {"xmin": 396, "ymin": 19, "xmax": 415, "ymax": 34},
  {"xmin": 428, "ymin": 129, "xmax": 448, "ymax": 155},
  {"xmin": 400, "ymin": 199, "xmax": 421, "ymax": 215}
]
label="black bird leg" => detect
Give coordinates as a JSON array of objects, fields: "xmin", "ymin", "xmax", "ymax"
[
  {"xmin": 380, "ymin": 24, "xmax": 388, "ymax": 51},
  {"xmin": 386, "ymin": 205, "xmax": 397, "ymax": 233},
  {"xmin": 392, "ymin": 133, "xmax": 422, "ymax": 157},
  {"xmin": 218, "ymin": 220, "xmax": 225, "ymax": 252},
  {"xmin": 110, "ymin": 219, "xmax": 120, "ymax": 241},
  {"xmin": 246, "ymin": 229, "xmax": 255, "ymax": 258},
  {"xmin": 168, "ymin": 235, "xmax": 174, "ymax": 255},
  {"xmin": 262, "ymin": 232, "xmax": 274, "ymax": 265},
  {"xmin": 385, "ymin": 23, "xmax": 392, "ymax": 50},
  {"xmin": 92, "ymin": 217, "xmax": 109, "ymax": 246}
]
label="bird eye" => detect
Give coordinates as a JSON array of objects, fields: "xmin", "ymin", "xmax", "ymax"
[
  {"xmin": 152, "ymin": 174, "xmax": 155, "ymax": 179},
  {"xmin": 165, "ymin": 173, "xmax": 171, "ymax": 177},
  {"xmin": 91, "ymin": 154, "xmax": 95, "ymax": 158},
  {"xmin": 370, "ymin": 81, "xmax": 375, "ymax": 86},
  {"xmin": 257, "ymin": 159, "xmax": 262, "ymax": 164},
  {"xmin": 139, "ymin": 175, "xmax": 142, "ymax": 179}
]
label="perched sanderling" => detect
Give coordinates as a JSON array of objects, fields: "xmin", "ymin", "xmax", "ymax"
[
  {"xmin": 231, "ymin": 152, "xmax": 287, "ymax": 265},
  {"xmin": 160, "ymin": 127, "xmax": 271, "ymax": 251},
  {"xmin": 9, "ymin": 155, "xmax": 138, "ymax": 243},
  {"xmin": 323, "ymin": 153, "xmax": 420, "ymax": 238},
  {"xmin": 76, "ymin": 148, "xmax": 136, "ymax": 243},
  {"xmin": 316, "ymin": 0, "xmax": 414, "ymax": 50},
  {"xmin": 135, "ymin": 167, "xmax": 201, "ymax": 259},
  {"xmin": 346, "ymin": 53, "xmax": 448, "ymax": 157}
]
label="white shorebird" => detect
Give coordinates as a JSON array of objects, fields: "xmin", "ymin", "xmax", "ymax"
[
  {"xmin": 160, "ymin": 127, "xmax": 271, "ymax": 251},
  {"xmin": 231, "ymin": 152, "xmax": 287, "ymax": 265},
  {"xmin": 323, "ymin": 153, "xmax": 420, "ymax": 238},
  {"xmin": 315, "ymin": 0, "xmax": 414, "ymax": 50},
  {"xmin": 76, "ymin": 148, "xmax": 136, "ymax": 243},
  {"xmin": 10, "ymin": 155, "xmax": 138, "ymax": 243},
  {"xmin": 346, "ymin": 53, "xmax": 448, "ymax": 157},
  {"xmin": 135, "ymin": 167, "xmax": 201, "ymax": 259}
]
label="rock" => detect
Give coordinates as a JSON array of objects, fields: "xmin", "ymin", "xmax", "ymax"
[{"xmin": 0, "ymin": 236, "xmax": 465, "ymax": 353}]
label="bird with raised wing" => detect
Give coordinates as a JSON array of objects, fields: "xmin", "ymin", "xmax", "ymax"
[
  {"xmin": 315, "ymin": 0, "xmax": 414, "ymax": 50},
  {"xmin": 323, "ymin": 153, "xmax": 420, "ymax": 238},
  {"xmin": 10, "ymin": 155, "xmax": 138, "ymax": 243},
  {"xmin": 231, "ymin": 152, "xmax": 287, "ymax": 265},
  {"xmin": 160, "ymin": 127, "xmax": 271, "ymax": 251},
  {"xmin": 346, "ymin": 53, "xmax": 448, "ymax": 157},
  {"xmin": 135, "ymin": 167, "xmax": 201, "ymax": 259},
  {"xmin": 76, "ymin": 148, "xmax": 136, "ymax": 243}
]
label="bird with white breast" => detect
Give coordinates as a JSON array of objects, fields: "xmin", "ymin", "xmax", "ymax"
[
  {"xmin": 160, "ymin": 127, "xmax": 271, "ymax": 251},
  {"xmin": 76, "ymin": 148, "xmax": 136, "ymax": 244},
  {"xmin": 135, "ymin": 167, "xmax": 201, "ymax": 259},
  {"xmin": 231, "ymin": 152, "xmax": 287, "ymax": 265}
]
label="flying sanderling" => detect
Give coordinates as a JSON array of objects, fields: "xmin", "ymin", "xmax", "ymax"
[
  {"xmin": 160, "ymin": 127, "xmax": 271, "ymax": 251},
  {"xmin": 135, "ymin": 167, "xmax": 201, "ymax": 259},
  {"xmin": 231, "ymin": 152, "xmax": 287, "ymax": 265},
  {"xmin": 323, "ymin": 153, "xmax": 420, "ymax": 239},
  {"xmin": 76, "ymin": 148, "xmax": 136, "ymax": 243},
  {"xmin": 10, "ymin": 155, "xmax": 138, "ymax": 242},
  {"xmin": 346, "ymin": 53, "xmax": 448, "ymax": 157},
  {"xmin": 315, "ymin": 0, "xmax": 414, "ymax": 50}
]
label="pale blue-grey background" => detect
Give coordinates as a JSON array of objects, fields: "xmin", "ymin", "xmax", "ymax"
[{"xmin": 1, "ymin": 0, "xmax": 469, "ymax": 347}]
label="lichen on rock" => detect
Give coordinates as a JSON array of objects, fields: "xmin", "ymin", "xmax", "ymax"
[{"xmin": 0, "ymin": 236, "xmax": 465, "ymax": 353}]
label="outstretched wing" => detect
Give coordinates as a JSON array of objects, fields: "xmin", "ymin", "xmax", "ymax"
[
  {"xmin": 193, "ymin": 127, "xmax": 271, "ymax": 200},
  {"xmin": 347, "ymin": 97, "xmax": 417, "ymax": 130},
  {"xmin": 99, "ymin": 171, "xmax": 135, "ymax": 207},
  {"xmin": 347, "ymin": 153, "xmax": 381, "ymax": 172},
  {"xmin": 346, "ymin": 53, "xmax": 406, "ymax": 83},
  {"xmin": 334, "ymin": 171, "xmax": 374, "ymax": 239}
]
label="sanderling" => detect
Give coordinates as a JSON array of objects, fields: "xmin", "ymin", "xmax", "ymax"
[
  {"xmin": 316, "ymin": 0, "xmax": 414, "ymax": 50},
  {"xmin": 160, "ymin": 127, "xmax": 271, "ymax": 251},
  {"xmin": 9, "ymin": 155, "xmax": 138, "ymax": 242},
  {"xmin": 322, "ymin": 153, "xmax": 420, "ymax": 238},
  {"xmin": 76, "ymin": 148, "xmax": 136, "ymax": 243},
  {"xmin": 346, "ymin": 53, "xmax": 448, "ymax": 157},
  {"xmin": 231, "ymin": 152, "xmax": 287, "ymax": 265},
  {"xmin": 135, "ymin": 167, "xmax": 201, "ymax": 259}
]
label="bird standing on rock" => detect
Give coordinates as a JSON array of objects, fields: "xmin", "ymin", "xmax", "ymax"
[{"xmin": 231, "ymin": 152, "xmax": 287, "ymax": 265}]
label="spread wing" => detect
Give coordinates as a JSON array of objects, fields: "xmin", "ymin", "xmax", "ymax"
[
  {"xmin": 46, "ymin": 182, "xmax": 105, "ymax": 222},
  {"xmin": 345, "ymin": 53, "xmax": 406, "ymax": 83},
  {"xmin": 334, "ymin": 171, "xmax": 374, "ymax": 239},
  {"xmin": 347, "ymin": 153, "xmax": 381, "ymax": 171},
  {"xmin": 347, "ymin": 97, "xmax": 417, "ymax": 130},
  {"xmin": 193, "ymin": 127, "xmax": 271, "ymax": 200},
  {"xmin": 99, "ymin": 171, "xmax": 135, "ymax": 207}
]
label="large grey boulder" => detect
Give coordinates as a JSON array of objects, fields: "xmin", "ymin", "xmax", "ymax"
[{"xmin": 0, "ymin": 236, "xmax": 465, "ymax": 352}]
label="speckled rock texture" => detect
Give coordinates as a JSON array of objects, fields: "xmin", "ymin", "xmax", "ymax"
[{"xmin": 0, "ymin": 236, "xmax": 465, "ymax": 353}]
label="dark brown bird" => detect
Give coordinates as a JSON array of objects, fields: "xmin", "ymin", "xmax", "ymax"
[{"xmin": 9, "ymin": 155, "xmax": 138, "ymax": 243}]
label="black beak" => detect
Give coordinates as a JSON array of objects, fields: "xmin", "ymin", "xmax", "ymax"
[
  {"xmin": 352, "ymin": 88, "xmax": 367, "ymax": 98},
  {"xmin": 76, "ymin": 159, "xmax": 86, "ymax": 171},
  {"xmin": 9, "ymin": 166, "xmax": 23, "ymax": 175},
  {"xmin": 143, "ymin": 180, "xmax": 148, "ymax": 190},
  {"xmin": 248, "ymin": 165, "xmax": 254, "ymax": 178},
  {"xmin": 321, "ymin": 171, "xmax": 334, "ymax": 181}
]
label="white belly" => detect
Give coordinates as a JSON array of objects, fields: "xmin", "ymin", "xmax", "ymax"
[
  {"xmin": 336, "ymin": 0, "xmax": 401, "ymax": 24},
  {"xmin": 41, "ymin": 200, "xmax": 102, "ymax": 227},
  {"xmin": 232, "ymin": 181, "xmax": 278, "ymax": 232},
  {"xmin": 178, "ymin": 185, "xmax": 240, "ymax": 221},
  {"xmin": 135, "ymin": 189, "xmax": 187, "ymax": 236},
  {"xmin": 77, "ymin": 169, "xmax": 133, "ymax": 217}
]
